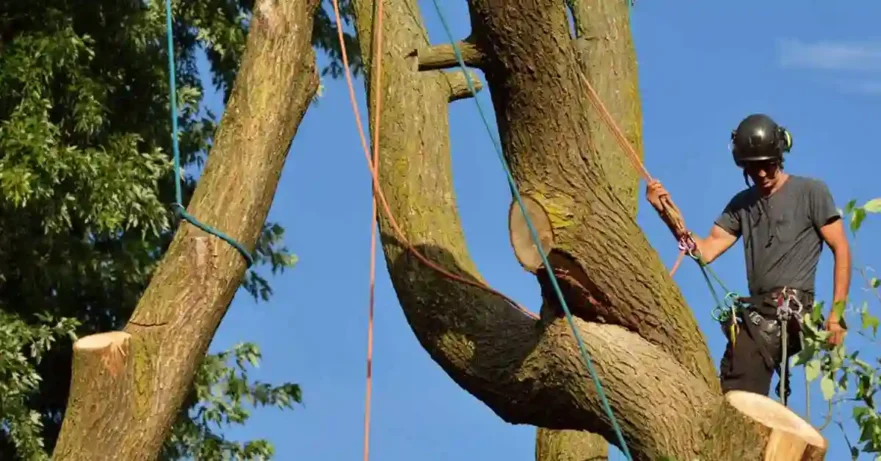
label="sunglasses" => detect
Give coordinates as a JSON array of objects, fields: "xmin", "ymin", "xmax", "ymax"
[{"xmin": 743, "ymin": 160, "xmax": 780, "ymax": 174}]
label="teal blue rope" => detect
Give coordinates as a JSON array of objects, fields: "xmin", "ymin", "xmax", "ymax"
[
  {"xmin": 428, "ymin": 2, "xmax": 632, "ymax": 459},
  {"xmin": 164, "ymin": 0, "xmax": 254, "ymax": 266}
]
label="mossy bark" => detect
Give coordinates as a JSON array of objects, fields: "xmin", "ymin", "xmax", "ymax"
[{"xmin": 51, "ymin": 0, "xmax": 321, "ymax": 459}]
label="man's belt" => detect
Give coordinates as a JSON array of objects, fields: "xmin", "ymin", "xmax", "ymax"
[
  {"xmin": 737, "ymin": 287, "xmax": 814, "ymax": 318},
  {"xmin": 733, "ymin": 287, "xmax": 813, "ymax": 371}
]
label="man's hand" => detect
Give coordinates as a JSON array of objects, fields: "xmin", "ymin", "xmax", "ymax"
[
  {"xmin": 645, "ymin": 180, "xmax": 669, "ymax": 213},
  {"xmin": 824, "ymin": 317, "xmax": 846, "ymax": 346}
]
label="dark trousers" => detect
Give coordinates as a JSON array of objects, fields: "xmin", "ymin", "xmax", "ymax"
[{"xmin": 718, "ymin": 302, "xmax": 805, "ymax": 400}]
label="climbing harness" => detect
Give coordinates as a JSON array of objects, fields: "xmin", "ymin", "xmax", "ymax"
[
  {"xmin": 722, "ymin": 286, "xmax": 810, "ymax": 408},
  {"xmin": 163, "ymin": 0, "xmax": 254, "ymax": 266}
]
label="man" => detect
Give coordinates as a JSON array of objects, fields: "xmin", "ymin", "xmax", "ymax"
[{"xmin": 645, "ymin": 113, "xmax": 851, "ymax": 400}]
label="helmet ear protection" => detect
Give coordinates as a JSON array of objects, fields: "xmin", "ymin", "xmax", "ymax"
[{"xmin": 780, "ymin": 127, "xmax": 793, "ymax": 153}]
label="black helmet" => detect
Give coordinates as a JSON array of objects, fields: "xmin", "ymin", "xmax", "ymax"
[{"xmin": 730, "ymin": 114, "xmax": 792, "ymax": 167}]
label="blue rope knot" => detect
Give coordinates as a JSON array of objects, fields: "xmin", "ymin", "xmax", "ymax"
[
  {"xmin": 170, "ymin": 203, "xmax": 256, "ymax": 267},
  {"xmin": 165, "ymin": 0, "xmax": 254, "ymax": 268}
]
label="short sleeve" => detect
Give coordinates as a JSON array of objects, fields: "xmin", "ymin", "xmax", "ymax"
[
  {"xmin": 714, "ymin": 194, "xmax": 742, "ymax": 237},
  {"xmin": 808, "ymin": 180, "xmax": 841, "ymax": 229}
]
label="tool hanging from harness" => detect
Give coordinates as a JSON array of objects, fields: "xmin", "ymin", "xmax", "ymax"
[{"xmin": 720, "ymin": 287, "xmax": 811, "ymax": 405}]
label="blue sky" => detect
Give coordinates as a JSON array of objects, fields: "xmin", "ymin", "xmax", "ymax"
[{"xmin": 200, "ymin": 1, "xmax": 881, "ymax": 459}]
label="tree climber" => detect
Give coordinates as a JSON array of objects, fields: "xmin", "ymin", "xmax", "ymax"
[{"xmin": 645, "ymin": 113, "xmax": 851, "ymax": 401}]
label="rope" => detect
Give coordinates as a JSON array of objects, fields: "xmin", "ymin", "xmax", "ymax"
[
  {"xmin": 428, "ymin": 2, "xmax": 631, "ymax": 459},
  {"xmin": 163, "ymin": 0, "xmax": 254, "ymax": 266},
  {"xmin": 360, "ymin": 0, "xmax": 385, "ymax": 458},
  {"xmin": 358, "ymin": 0, "xmax": 385, "ymax": 457}
]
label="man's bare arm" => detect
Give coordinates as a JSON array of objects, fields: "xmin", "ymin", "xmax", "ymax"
[
  {"xmin": 819, "ymin": 218, "xmax": 851, "ymax": 322},
  {"xmin": 688, "ymin": 225, "xmax": 738, "ymax": 265}
]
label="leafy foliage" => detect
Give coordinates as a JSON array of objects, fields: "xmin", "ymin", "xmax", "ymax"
[
  {"xmin": 792, "ymin": 197, "xmax": 881, "ymax": 460},
  {"xmin": 0, "ymin": 0, "xmax": 356, "ymax": 458},
  {"xmin": 161, "ymin": 342, "xmax": 302, "ymax": 460}
]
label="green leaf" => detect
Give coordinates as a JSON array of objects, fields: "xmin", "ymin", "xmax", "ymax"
[
  {"xmin": 862, "ymin": 311, "xmax": 880, "ymax": 336},
  {"xmin": 845, "ymin": 199, "xmax": 858, "ymax": 215},
  {"xmin": 863, "ymin": 197, "xmax": 881, "ymax": 213},
  {"xmin": 805, "ymin": 359, "xmax": 822, "ymax": 382},
  {"xmin": 871, "ymin": 277, "xmax": 880, "ymax": 289},
  {"xmin": 821, "ymin": 374, "xmax": 836, "ymax": 400},
  {"xmin": 833, "ymin": 300, "xmax": 847, "ymax": 322},
  {"xmin": 851, "ymin": 207, "xmax": 867, "ymax": 234},
  {"xmin": 853, "ymin": 406, "xmax": 871, "ymax": 420}
]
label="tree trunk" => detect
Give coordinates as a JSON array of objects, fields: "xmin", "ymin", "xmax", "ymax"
[
  {"xmin": 535, "ymin": 1, "xmax": 643, "ymax": 457},
  {"xmin": 51, "ymin": 0, "xmax": 320, "ymax": 459},
  {"xmin": 348, "ymin": 0, "xmax": 828, "ymax": 460}
]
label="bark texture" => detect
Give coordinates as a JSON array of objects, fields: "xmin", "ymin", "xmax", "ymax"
[
  {"xmin": 537, "ymin": 2, "xmax": 644, "ymax": 456},
  {"xmin": 570, "ymin": 0, "xmax": 643, "ymax": 213},
  {"xmin": 348, "ymin": 0, "xmax": 826, "ymax": 460},
  {"xmin": 536, "ymin": 428, "xmax": 608, "ymax": 461},
  {"xmin": 51, "ymin": 1, "xmax": 320, "ymax": 459}
]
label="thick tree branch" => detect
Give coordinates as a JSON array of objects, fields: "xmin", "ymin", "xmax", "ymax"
[
  {"xmin": 415, "ymin": 37, "xmax": 485, "ymax": 70},
  {"xmin": 52, "ymin": 0, "xmax": 321, "ymax": 459}
]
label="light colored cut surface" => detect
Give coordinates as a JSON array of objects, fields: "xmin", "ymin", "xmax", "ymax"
[
  {"xmin": 508, "ymin": 196, "xmax": 555, "ymax": 272},
  {"xmin": 73, "ymin": 331, "xmax": 132, "ymax": 351}
]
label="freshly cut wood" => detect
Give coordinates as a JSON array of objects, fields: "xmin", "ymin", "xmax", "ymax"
[
  {"xmin": 509, "ymin": 196, "xmax": 555, "ymax": 272},
  {"xmin": 53, "ymin": 332, "xmax": 135, "ymax": 460},
  {"xmin": 702, "ymin": 391, "xmax": 827, "ymax": 461}
]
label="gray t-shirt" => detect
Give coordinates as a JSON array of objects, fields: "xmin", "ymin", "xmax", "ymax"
[{"xmin": 714, "ymin": 175, "xmax": 841, "ymax": 296}]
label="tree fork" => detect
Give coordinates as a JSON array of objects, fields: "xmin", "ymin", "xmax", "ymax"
[
  {"xmin": 347, "ymin": 0, "xmax": 827, "ymax": 460},
  {"xmin": 466, "ymin": 0, "xmax": 716, "ymax": 388},
  {"xmin": 51, "ymin": 0, "xmax": 321, "ymax": 458},
  {"xmin": 348, "ymin": 0, "xmax": 719, "ymax": 457}
]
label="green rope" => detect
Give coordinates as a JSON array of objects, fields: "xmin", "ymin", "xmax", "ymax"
[
  {"xmin": 164, "ymin": 0, "xmax": 254, "ymax": 266},
  {"xmin": 428, "ymin": 2, "xmax": 632, "ymax": 459}
]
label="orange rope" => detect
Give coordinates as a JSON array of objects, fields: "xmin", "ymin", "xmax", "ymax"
[
  {"xmin": 361, "ymin": 0, "xmax": 384, "ymax": 458},
  {"xmin": 574, "ymin": 72, "xmax": 691, "ymax": 276}
]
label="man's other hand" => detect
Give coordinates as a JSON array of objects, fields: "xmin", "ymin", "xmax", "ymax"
[{"xmin": 825, "ymin": 318, "xmax": 846, "ymax": 346}]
